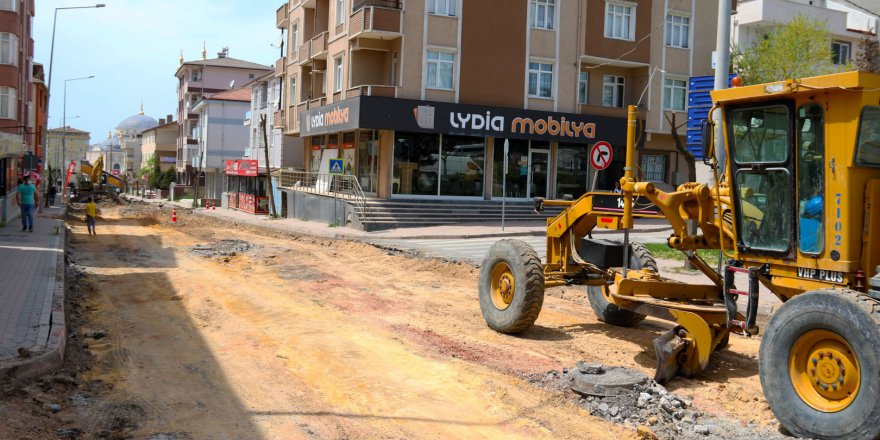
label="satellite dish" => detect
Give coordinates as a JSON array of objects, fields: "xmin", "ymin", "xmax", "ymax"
[{"xmin": 228, "ymin": 80, "xmax": 235, "ymax": 89}]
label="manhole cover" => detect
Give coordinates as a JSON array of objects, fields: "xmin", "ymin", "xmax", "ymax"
[{"xmin": 569, "ymin": 361, "xmax": 648, "ymax": 397}]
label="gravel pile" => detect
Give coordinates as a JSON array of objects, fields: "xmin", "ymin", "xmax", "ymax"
[
  {"xmin": 189, "ymin": 240, "xmax": 252, "ymax": 257},
  {"xmin": 531, "ymin": 362, "xmax": 791, "ymax": 440}
]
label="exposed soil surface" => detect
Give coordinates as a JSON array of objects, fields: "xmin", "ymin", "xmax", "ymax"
[{"xmin": 0, "ymin": 204, "xmax": 788, "ymax": 439}]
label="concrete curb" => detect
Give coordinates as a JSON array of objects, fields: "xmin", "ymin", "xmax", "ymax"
[{"xmin": 0, "ymin": 224, "xmax": 66, "ymax": 383}]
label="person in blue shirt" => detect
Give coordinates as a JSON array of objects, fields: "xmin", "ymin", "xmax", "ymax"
[{"xmin": 15, "ymin": 175, "xmax": 38, "ymax": 232}]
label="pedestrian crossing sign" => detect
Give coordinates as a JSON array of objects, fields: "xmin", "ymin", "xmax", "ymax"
[{"xmin": 329, "ymin": 159, "xmax": 344, "ymax": 175}]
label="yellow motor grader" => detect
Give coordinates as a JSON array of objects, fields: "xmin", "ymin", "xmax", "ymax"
[{"xmin": 478, "ymin": 71, "xmax": 880, "ymax": 439}]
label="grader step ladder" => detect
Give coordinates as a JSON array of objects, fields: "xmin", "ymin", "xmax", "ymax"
[{"xmin": 478, "ymin": 71, "xmax": 880, "ymax": 439}]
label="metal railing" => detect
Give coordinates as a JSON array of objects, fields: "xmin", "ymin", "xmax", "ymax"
[
  {"xmin": 353, "ymin": 0, "xmax": 402, "ymax": 10},
  {"xmin": 274, "ymin": 169, "xmax": 368, "ymax": 222}
]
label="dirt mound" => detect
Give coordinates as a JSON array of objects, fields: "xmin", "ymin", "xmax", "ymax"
[{"xmin": 189, "ymin": 239, "xmax": 252, "ymax": 257}]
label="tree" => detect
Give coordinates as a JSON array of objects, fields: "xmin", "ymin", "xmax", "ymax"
[
  {"xmin": 856, "ymin": 36, "xmax": 880, "ymax": 73},
  {"xmin": 732, "ymin": 14, "xmax": 845, "ymax": 85}
]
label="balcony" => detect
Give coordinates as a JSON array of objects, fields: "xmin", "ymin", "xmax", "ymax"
[
  {"xmin": 345, "ymin": 85, "xmax": 397, "ymax": 99},
  {"xmin": 736, "ymin": 0, "xmax": 874, "ymax": 40},
  {"xmin": 298, "ymin": 41, "xmax": 311, "ymax": 64},
  {"xmin": 244, "ymin": 110, "xmax": 252, "ymax": 126},
  {"xmin": 349, "ymin": 2, "xmax": 402, "ymax": 40},
  {"xmin": 307, "ymin": 97, "xmax": 326, "ymax": 110},
  {"xmin": 275, "ymin": 57, "xmax": 286, "ymax": 77},
  {"xmin": 276, "ymin": 3, "xmax": 288, "ymax": 29},
  {"xmin": 273, "ymin": 110, "xmax": 284, "ymax": 129},
  {"xmin": 309, "ymin": 32, "xmax": 329, "ymax": 60}
]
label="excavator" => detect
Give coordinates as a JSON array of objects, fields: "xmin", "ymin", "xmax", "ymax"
[
  {"xmin": 79, "ymin": 155, "xmax": 126, "ymax": 192},
  {"xmin": 477, "ymin": 71, "xmax": 880, "ymax": 439}
]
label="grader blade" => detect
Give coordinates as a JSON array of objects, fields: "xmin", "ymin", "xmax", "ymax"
[{"xmin": 653, "ymin": 327, "xmax": 686, "ymax": 383}]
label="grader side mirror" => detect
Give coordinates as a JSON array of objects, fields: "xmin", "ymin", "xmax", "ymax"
[{"xmin": 701, "ymin": 120, "xmax": 714, "ymax": 165}]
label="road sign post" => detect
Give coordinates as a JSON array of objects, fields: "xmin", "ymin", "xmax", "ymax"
[
  {"xmin": 502, "ymin": 139, "xmax": 509, "ymax": 231},
  {"xmin": 589, "ymin": 141, "xmax": 613, "ymax": 191}
]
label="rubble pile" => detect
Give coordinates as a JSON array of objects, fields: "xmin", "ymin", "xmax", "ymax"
[{"xmin": 189, "ymin": 240, "xmax": 252, "ymax": 258}]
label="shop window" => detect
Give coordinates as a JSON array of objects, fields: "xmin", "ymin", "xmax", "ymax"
[
  {"xmin": 493, "ymin": 139, "xmax": 529, "ymax": 198},
  {"xmin": 557, "ymin": 145, "xmax": 588, "ymax": 199},
  {"xmin": 440, "ymin": 135, "xmax": 485, "ymax": 197},
  {"xmin": 393, "ymin": 132, "xmax": 440, "ymax": 195},
  {"xmin": 357, "ymin": 130, "xmax": 379, "ymax": 193},
  {"xmin": 640, "ymin": 154, "xmax": 666, "ymax": 182}
]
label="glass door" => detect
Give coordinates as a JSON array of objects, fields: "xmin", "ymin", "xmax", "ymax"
[{"xmin": 528, "ymin": 149, "xmax": 549, "ymax": 199}]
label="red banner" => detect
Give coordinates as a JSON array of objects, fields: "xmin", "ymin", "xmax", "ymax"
[
  {"xmin": 224, "ymin": 159, "xmax": 259, "ymax": 176},
  {"xmin": 63, "ymin": 161, "xmax": 76, "ymax": 197}
]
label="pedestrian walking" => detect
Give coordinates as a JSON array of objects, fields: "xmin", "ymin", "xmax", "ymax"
[
  {"xmin": 15, "ymin": 175, "xmax": 38, "ymax": 232},
  {"xmin": 85, "ymin": 196, "xmax": 97, "ymax": 235},
  {"xmin": 47, "ymin": 184, "xmax": 57, "ymax": 207}
]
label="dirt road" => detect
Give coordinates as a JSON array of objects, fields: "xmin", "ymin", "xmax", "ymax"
[{"xmin": 2, "ymin": 205, "xmax": 781, "ymax": 439}]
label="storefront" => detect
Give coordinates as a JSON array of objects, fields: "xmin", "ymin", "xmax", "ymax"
[
  {"xmin": 299, "ymin": 96, "xmax": 634, "ymax": 201},
  {"xmin": 224, "ymin": 159, "xmax": 269, "ymax": 214}
]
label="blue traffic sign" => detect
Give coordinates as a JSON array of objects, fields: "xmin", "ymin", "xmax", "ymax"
[{"xmin": 329, "ymin": 159, "xmax": 344, "ymax": 175}]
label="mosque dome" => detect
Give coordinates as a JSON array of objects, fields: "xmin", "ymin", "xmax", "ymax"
[{"xmin": 116, "ymin": 114, "xmax": 159, "ymax": 133}]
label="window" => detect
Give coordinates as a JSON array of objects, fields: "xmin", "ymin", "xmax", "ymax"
[
  {"xmin": 641, "ymin": 154, "xmax": 666, "ymax": 182},
  {"xmin": 665, "ymin": 14, "xmax": 689, "ymax": 48},
  {"xmin": 578, "ymin": 72, "xmax": 589, "ymax": 104},
  {"xmin": 291, "ymin": 23, "xmax": 299, "ymax": 55},
  {"xmin": 336, "ymin": 0, "xmax": 345, "ymax": 25},
  {"xmin": 0, "ymin": 33, "xmax": 16, "ymax": 66},
  {"xmin": 605, "ymin": 2, "xmax": 634, "ymax": 40},
  {"xmin": 730, "ymin": 105, "xmax": 790, "ymax": 164},
  {"xmin": 797, "ymin": 104, "xmax": 824, "ymax": 254},
  {"xmin": 427, "ymin": 0, "xmax": 456, "ymax": 17},
  {"xmin": 556, "ymin": 144, "xmax": 588, "ymax": 198},
  {"xmin": 528, "ymin": 62, "xmax": 553, "ymax": 98},
  {"xmin": 334, "ymin": 55, "xmax": 344, "ymax": 92},
  {"xmin": 832, "ymin": 41, "xmax": 851, "ymax": 65},
  {"xmin": 663, "ymin": 78, "xmax": 687, "ymax": 111},
  {"xmin": 0, "ymin": 86, "xmax": 17, "ymax": 119},
  {"xmin": 191, "ymin": 69, "xmax": 202, "ymax": 82},
  {"xmin": 0, "ymin": 0, "xmax": 17, "ymax": 12},
  {"xmin": 529, "ymin": 0, "xmax": 555, "ymax": 30},
  {"xmin": 426, "ymin": 50, "xmax": 454, "ymax": 90},
  {"xmin": 855, "ymin": 106, "xmax": 880, "ymax": 166},
  {"xmin": 602, "ymin": 75, "xmax": 625, "ymax": 107},
  {"xmin": 289, "ymin": 75, "xmax": 297, "ymax": 105}
]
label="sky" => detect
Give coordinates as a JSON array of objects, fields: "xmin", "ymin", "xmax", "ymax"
[{"xmin": 34, "ymin": 0, "xmax": 282, "ymax": 144}]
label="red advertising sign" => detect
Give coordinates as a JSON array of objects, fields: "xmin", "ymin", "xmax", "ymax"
[
  {"xmin": 63, "ymin": 161, "xmax": 76, "ymax": 196},
  {"xmin": 224, "ymin": 159, "xmax": 259, "ymax": 176},
  {"xmin": 111, "ymin": 169, "xmax": 120, "ymax": 176}
]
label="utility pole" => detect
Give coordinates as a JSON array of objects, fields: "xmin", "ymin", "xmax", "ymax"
[
  {"xmin": 712, "ymin": 0, "xmax": 732, "ymax": 174},
  {"xmin": 260, "ymin": 114, "xmax": 277, "ymax": 218}
]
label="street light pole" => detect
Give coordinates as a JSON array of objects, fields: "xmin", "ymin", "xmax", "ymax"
[
  {"xmin": 44, "ymin": 4, "xmax": 105, "ymax": 191},
  {"xmin": 61, "ymin": 75, "xmax": 94, "ymax": 197}
]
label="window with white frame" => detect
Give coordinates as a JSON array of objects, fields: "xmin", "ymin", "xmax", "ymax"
[
  {"xmin": 191, "ymin": 68, "xmax": 202, "ymax": 82},
  {"xmin": 641, "ymin": 154, "xmax": 666, "ymax": 182},
  {"xmin": 427, "ymin": 0, "xmax": 456, "ymax": 17},
  {"xmin": 528, "ymin": 61, "xmax": 553, "ymax": 98},
  {"xmin": 665, "ymin": 14, "xmax": 689, "ymax": 48},
  {"xmin": 530, "ymin": 0, "xmax": 555, "ymax": 30},
  {"xmin": 0, "ymin": 33, "xmax": 17, "ymax": 66},
  {"xmin": 0, "ymin": 0, "xmax": 16, "ymax": 12},
  {"xmin": 663, "ymin": 78, "xmax": 687, "ymax": 111},
  {"xmin": 605, "ymin": 2, "xmax": 634, "ymax": 41},
  {"xmin": 602, "ymin": 75, "xmax": 625, "ymax": 108},
  {"xmin": 578, "ymin": 72, "xmax": 589, "ymax": 104},
  {"xmin": 426, "ymin": 50, "xmax": 454, "ymax": 90},
  {"xmin": 336, "ymin": 0, "xmax": 345, "ymax": 25},
  {"xmin": 0, "ymin": 87, "xmax": 16, "ymax": 119},
  {"xmin": 289, "ymin": 75, "xmax": 297, "ymax": 105},
  {"xmin": 291, "ymin": 23, "xmax": 299, "ymax": 55},
  {"xmin": 832, "ymin": 41, "xmax": 851, "ymax": 65},
  {"xmin": 334, "ymin": 55, "xmax": 344, "ymax": 92}
]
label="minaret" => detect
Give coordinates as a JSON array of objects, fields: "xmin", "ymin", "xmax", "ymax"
[
  {"xmin": 179, "ymin": 50, "xmax": 184, "ymax": 66},
  {"xmin": 202, "ymin": 42, "xmax": 207, "ymax": 61},
  {"xmin": 139, "ymin": 101, "xmax": 144, "ymax": 115}
]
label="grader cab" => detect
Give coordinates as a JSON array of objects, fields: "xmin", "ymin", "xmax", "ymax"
[{"xmin": 478, "ymin": 71, "xmax": 880, "ymax": 439}]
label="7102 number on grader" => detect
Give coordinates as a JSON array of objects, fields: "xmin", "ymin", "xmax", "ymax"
[{"xmin": 477, "ymin": 71, "xmax": 880, "ymax": 440}]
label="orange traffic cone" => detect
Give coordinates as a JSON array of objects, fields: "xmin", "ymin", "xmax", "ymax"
[
  {"xmin": 171, "ymin": 207, "xmax": 177, "ymax": 224},
  {"xmin": 212, "ymin": 200, "xmax": 217, "ymax": 210}
]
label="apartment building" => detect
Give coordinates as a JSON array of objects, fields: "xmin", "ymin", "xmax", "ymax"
[
  {"xmin": 0, "ymin": 0, "xmax": 34, "ymax": 223},
  {"xmin": 174, "ymin": 47, "xmax": 272, "ymax": 185},
  {"xmin": 140, "ymin": 116, "xmax": 177, "ymax": 172},
  {"xmin": 31, "ymin": 62, "xmax": 46, "ymax": 167},
  {"xmin": 273, "ymin": 0, "xmax": 719, "ymax": 202},
  {"xmin": 46, "ymin": 126, "xmax": 90, "ymax": 180},
  {"xmin": 733, "ymin": 0, "xmax": 878, "ymax": 67}
]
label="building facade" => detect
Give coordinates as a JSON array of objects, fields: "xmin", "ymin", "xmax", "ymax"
[
  {"xmin": 31, "ymin": 62, "xmax": 46, "ymax": 167},
  {"xmin": 46, "ymin": 126, "xmax": 90, "ymax": 183},
  {"xmin": 115, "ymin": 107, "xmax": 159, "ymax": 178},
  {"xmin": 191, "ymin": 86, "xmax": 252, "ymax": 202},
  {"xmin": 140, "ymin": 116, "xmax": 178, "ymax": 172},
  {"xmin": 174, "ymin": 47, "xmax": 272, "ymax": 185},
  {"xmin": 0, "ymin": 0, "xmax": 34, "ymax": 223},
  {"xmin": 274, "ymin": 0, "xmax": 720, "ymax": 204}
]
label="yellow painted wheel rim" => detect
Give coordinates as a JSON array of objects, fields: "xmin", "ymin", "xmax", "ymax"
[
  {"xmin": 490, "ymin": 262, "xmax": 515, "ymax": 311},
  {"xmin": 789, "ymin": 329, "xmax": 860, "ymax": 412}
]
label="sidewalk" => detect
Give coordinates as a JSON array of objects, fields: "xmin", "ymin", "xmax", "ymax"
[
  {"xmin": 0, "ymin": 205, "xmax": 66, "ymax": 382},
  {"xmin": 127, "ymin": 195, "xmax": 672, "ymax": 240}
]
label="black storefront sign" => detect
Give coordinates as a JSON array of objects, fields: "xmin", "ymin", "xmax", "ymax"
[
  {"xmin": 592, "ymin": 194, "xmax": 661, "ymax": 216},
  {"xmin": 300, "ymin": 96, "xmax": 630, "ymax": 145}
]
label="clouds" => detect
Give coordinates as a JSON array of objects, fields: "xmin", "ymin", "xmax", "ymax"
[{"xmin": 34, "ymin": 0, "xmax": 279, "ymax": 140}]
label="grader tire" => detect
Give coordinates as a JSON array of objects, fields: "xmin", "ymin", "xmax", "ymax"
[
  {"xmin": 587, "ymin": 242, "xmax": 656, "ymax": 327},
  {"xmin": 478, "ymin": 239, "xmax": 545, "ymax": 334},
  {"xmin": 759, "ymin": 289, "xmax": 880, "ymax": 440}
]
